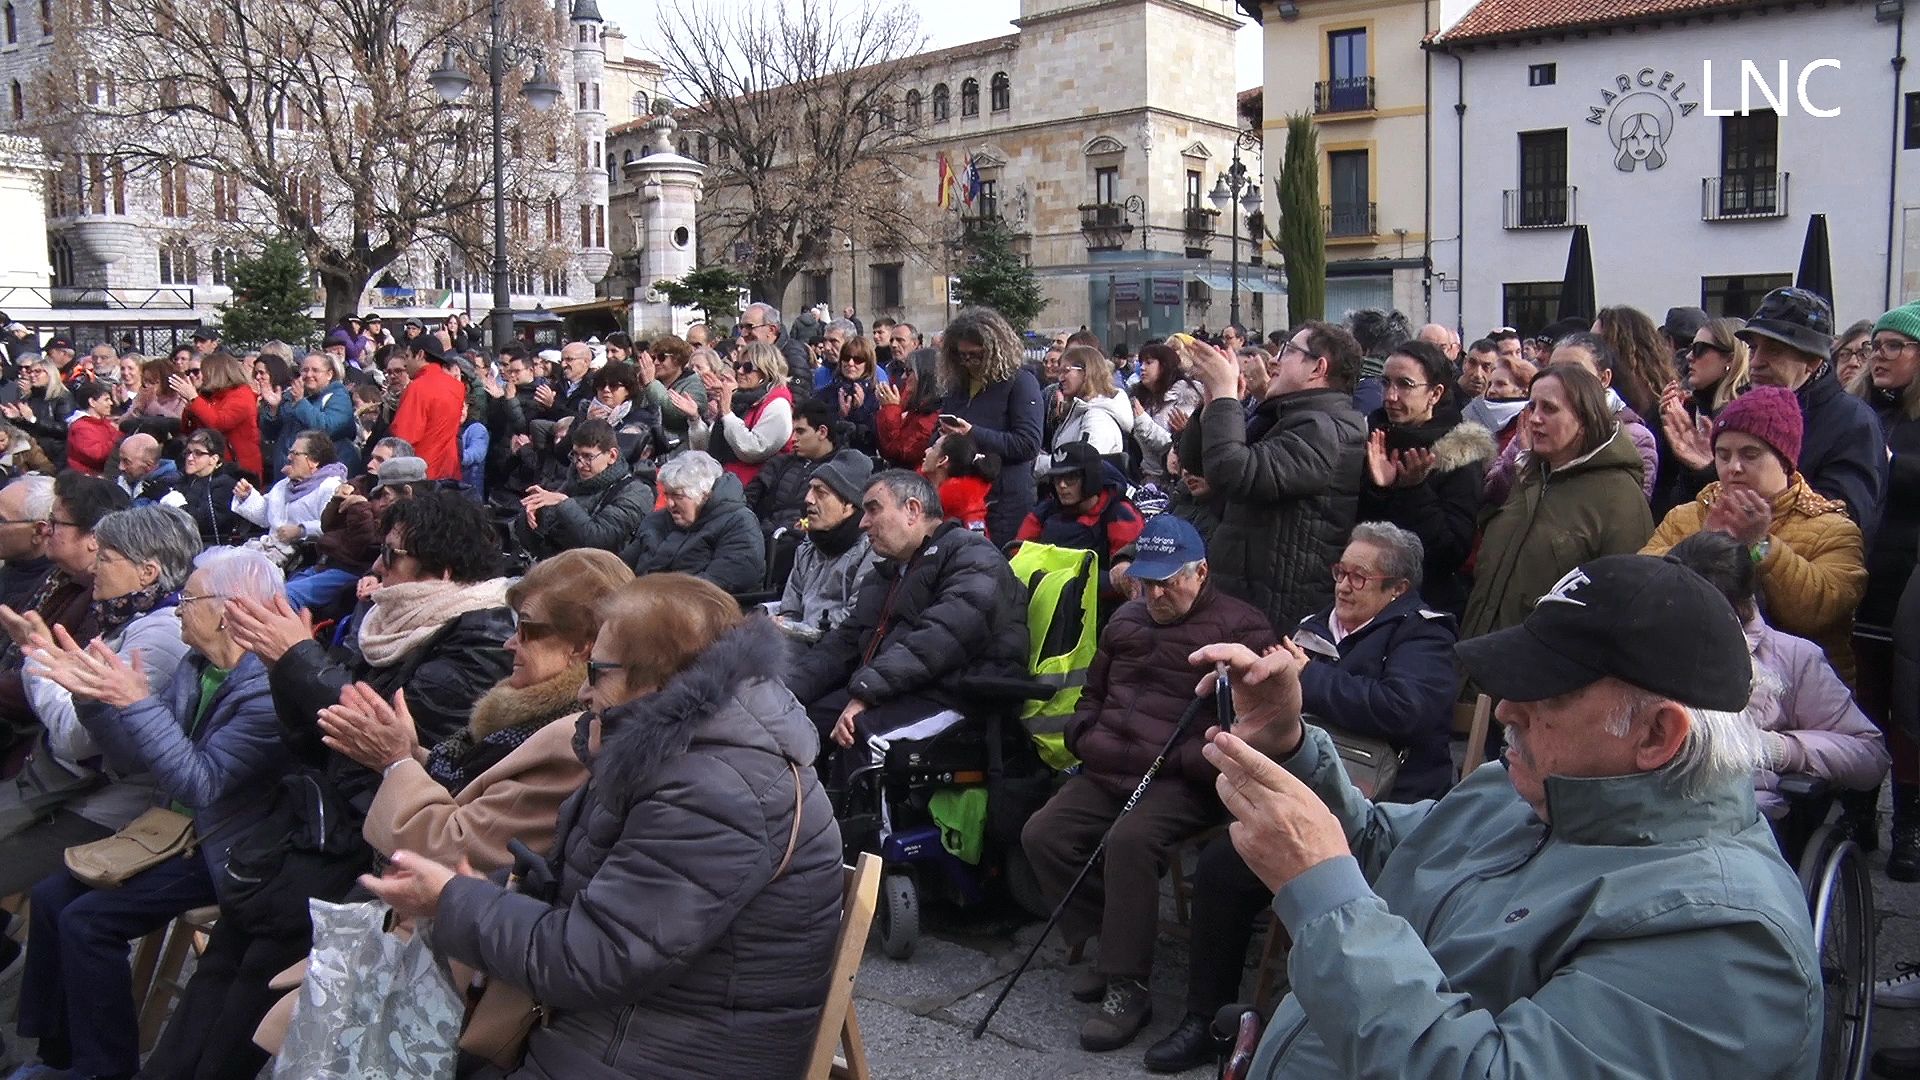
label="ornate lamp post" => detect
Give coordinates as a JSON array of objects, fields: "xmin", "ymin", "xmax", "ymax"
[
  {"xmin": 1208, "ymin": 128, "xmax": 1263, "ymax": 330},
  {"xmin": 428, "ymin": 0, "xmax": 562, "ymax": 350}
]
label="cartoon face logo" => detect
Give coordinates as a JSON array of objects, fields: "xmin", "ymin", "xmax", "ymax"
[{"xmin": 1607, "ymin": 92, "xmax": 1675, "ymax": 172}]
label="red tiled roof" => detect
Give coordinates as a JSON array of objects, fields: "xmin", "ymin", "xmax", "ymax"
[{"xmin": 1433, "ymin": 0, "xmax": 1769, "ymax": 46}]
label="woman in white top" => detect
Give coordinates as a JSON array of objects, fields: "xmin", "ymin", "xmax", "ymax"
[
  {"xmin": 231, "ymin": 429, "xmax": 349, "ymax": 558},
  {"xmin": 672, "ymin": 341, "xmax": 794, "ymax": 487},
  {"xmin": 1042, "ymin": 345, "xmax": 1131, "ymax": 472}
]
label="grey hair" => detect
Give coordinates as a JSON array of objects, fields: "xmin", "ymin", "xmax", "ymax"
[
  {"xmin": 825, "ymin": 319, "xmax": 858, "ymax": 339},
  {"xmin": 867, "ymin": 468, "xmax": 939, "ymax": 515},
  {"xmin": 259, "ymin": 340, "xmax": 294, "ymax": 363},
  {"xmin": 93, "ymin": 505, "xmax": 202, "ymax": 592},
  {"xmin": 657, "ymin": 450, "xmax": 723, "ymax": 500},
  {"xmin": 746, "ymin": 301, "xmax": 781, "ymax": 326},
  {"xmin": 1349, "ymin": 521, "xmax": 1425, "ymax": 592},
  {"xmin": 8, "ymin": 474, "xmax": 54, "ymax": 521},
  {"xmin": 373, "ymin": 436, "xmax": 415, "ymax": 458},
  {"xmin": 1603, "ymin": 684, "xmax": 1764, "ymax": 797},
  {"xmin": 193, "ymin": 547, "xmax": 286, "ymax": 604},
  {"xmin": 303, "ymin": 350, "xmax": 343, "ymax": 381}
]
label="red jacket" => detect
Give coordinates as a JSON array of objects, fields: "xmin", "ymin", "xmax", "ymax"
[
  {"xmin": 875, "ymin": 404, "xmax": 938, "ymax": 468},
  {"xmin": 390, "ymin": 364, "xmax": 465, "ymax": 479},
  {"xmin": 66, "ymin": 415, "xmax": 122, "ymax": 475},
  {"xmin": 937, "ymin": 475, "xmax": 992, "ymax": 531},
  {"xmin": 184, "ymin": 384, "xmax": 262, "ymax": 479}
]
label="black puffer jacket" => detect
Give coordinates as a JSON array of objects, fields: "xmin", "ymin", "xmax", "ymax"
[
  {"xmin": 179, "ymin": 466, "xmax": 256, "ymax": 546},
  {"xmin": 1357, "ymin": 414, "xmax": 1496, "ymax": 616},
  {"xmin": 789, "ymin": 521, "xmax": 1028, "ymax": 710},
  {"xmin": 1796, "ymin": 363, "xmax": 1886, "ymax": 537},
  {"xmin": 514, "ymin": 459, "xmax": 656, "ymax": 558},
  {"xmin": 742, "ymin": 451, "xmax": 830, "ymax": 532},
  {"xmin": 433, "ymin": 619, "xmax": 842, "ymax": 1080},
  {"xmin": 1193, "ymin": 389, "xmax": 1367, "ymax": 632},
  {"xmin": 618, "ymin": 473, "xmax": 767, "ymax": 593},
  {"xmin": 1064, "ymin": 582, "xmax": 1277, "ymax": 795},
  {"xmin": 1862, "ymin": 390, "xmax": 1920, "ymax": 629}
]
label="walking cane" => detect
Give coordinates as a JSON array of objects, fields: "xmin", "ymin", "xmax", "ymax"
[{"xmin": 972, "ymin": 667, "xmax": 1232, "ymax": 1039}]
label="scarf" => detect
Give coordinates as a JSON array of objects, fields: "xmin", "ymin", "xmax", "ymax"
[
  {"xmin": 808, "ymin": 512, "xmax": 865, "ymax": 557},
  {"xmin": 731, "ymin": 383, "xmax": 769, "ymax": 417},
  {"xmin": 358, "ymin": 576, "xmax": 512, "ymax": 668},
  {"xmin": 288, "ymin": 462, "xmax": 350, "ymax": 500},
  {"xmin": 424, "ymin": 662, "xmax": 585, "ymax": 793},
  {"xmin": 1, "ymin": 568, "xmax": 78, "ymax": 668},
  {"xmin": 90, "ymin": 581, "xmax": 175, "ymax": 641}
]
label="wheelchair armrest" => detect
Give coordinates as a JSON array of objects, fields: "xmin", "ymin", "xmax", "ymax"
[
  {"xmin": 1774, "ymin": 773, "xmax": 1831, "ymax": 802},
  {"xmin": 956, "ymin": 675, "xmax": 1055, "ymax": 705}
]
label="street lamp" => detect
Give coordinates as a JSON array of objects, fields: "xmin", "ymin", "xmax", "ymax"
[
  {"xmin": 1208, "ymin": 128, "xmax": 1263, "ymax": 329},
  {"xmin": 427, "ymin": 0, "xmax": 561, "ymax": 351}
]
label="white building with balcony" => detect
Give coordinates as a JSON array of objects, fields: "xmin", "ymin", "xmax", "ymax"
[{"xmin": 1427, "ymin": 0, "xmax": 1920, "ymax": 338}]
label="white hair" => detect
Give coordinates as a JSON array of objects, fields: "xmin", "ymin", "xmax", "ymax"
[
  {"xmin": 8, "ymin": 473, "xmax": 55, "ymax": 521},
  {"xmin": 1605, "ymin": 684, "xmax": 1763, "ymax": 797},
  {"xmin": 1348, "ymin": 521, "xmax": 1424, "ymax": 591},
  {"xmin": 657, "ymin": 450, "xmax": 723, "ymax": 501},
  {"xmin": 746, "ymin": 301, "xmax": 781, "ymax": 326},
  {"xmin": 193, "ymin": 548, "xmax": 286, "ymax": 604}
]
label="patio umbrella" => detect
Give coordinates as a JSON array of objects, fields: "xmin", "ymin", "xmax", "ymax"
[
  {"xmin": 1555, "ymin": 224, "xmax": 1596, "ymax": 323},
  {"xmin": 1795, "ymin": 213, "xmax": 1834, "ymax": 308}
]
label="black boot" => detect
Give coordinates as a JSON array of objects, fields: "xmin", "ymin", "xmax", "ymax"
[
  {"xmin": 1890, "ymin": 783, "xmax": 1920, "ymax": 884},
  {"xmin": 1143, "ymin": 1012, "xmax": 1216, "ymax": 1073},
  {"xmin": 1836, "ymin": 785, "xmax": 1881, "ymax": 853}
]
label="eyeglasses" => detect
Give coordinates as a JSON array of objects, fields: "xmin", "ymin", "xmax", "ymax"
[
  {"xmin": 379, "ymin": 542, "xmax": 410, "ymax": 564},
  {"xmin": 570, "ymin": 447, "xmax": 612, "ymax": 464},
  {"xmin": 287, "ymin": 450, "xmax": 313, "ymax": 461},
  {"xmin": 1331, "ymin": 563, "xmax": 1396, "ymax": 589},
  {"xmin": 25, "ymin": 370, "xmax": 47, "ymax": 380},
  {"xmin": 734, "ymin": 364, "xmax": 758, "ymax": 375},
  {"xmin": 178, "ymin": 592, "xmax": 226, "ymax": 606},
  {"xmin": 183, "ymin": 448, "xmax": 214, "ymax": 459},
  {"xmin": 1689, "ymin": 341, "xmax": 1731, "ymax": 359},
  {"xmin": 48, "ymin": 518, "xmax": 82, "ymax": 530},
  {"xmin": 181, "ymin": 368, "xmax": 203, "ymax": 378},
  {"xmin": 585, "ymin": 660, "xmax": 625, "ymax": 686},
  {"xmin": 1868, "ymin": 337, "xmax": 1918, "ymax": 357},
  {"xmin": 509, "ymin": 609, "xmax": 556, "ymax": 640},
  {"xmin": 0, "ymin": 516, "xmax": 43, "ymax": 527},
  {"xmin": 1382, "ymin": 377, "xmax": 1430, "ymax": 395},
  {"xmin": 954, "ymin": 347, "xmax": 985, "ymax": 363},
  {"xmin": 1834, "ymin": 345, "xmax": 1868, "ymax": 363},
  {"xmin": 1279, "ymin": 342, "xmax": 1323, "ymax": 364}
]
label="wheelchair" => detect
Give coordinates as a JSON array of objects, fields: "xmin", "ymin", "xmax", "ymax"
[
  {"xmin": 1206, "ymin": 772, "xmax": 1878, "ymax": 1080},
  {"xmin": 835, "ymin": 542, "xmax": 1102, "ymax": 960}
]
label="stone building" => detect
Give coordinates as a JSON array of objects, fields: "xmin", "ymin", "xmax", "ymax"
[
  {"xmin": 0, "ymin": 0, "xmax": 634, "ymax": 346},
  {"xmin": 606, "ymin": 0, "xmax": 1280, "ymax": 344}
]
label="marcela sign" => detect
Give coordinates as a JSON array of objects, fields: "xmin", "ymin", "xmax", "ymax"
[{"xmin": 1586, "ymin": 68, "xmax": 1701, "ymax": 173}]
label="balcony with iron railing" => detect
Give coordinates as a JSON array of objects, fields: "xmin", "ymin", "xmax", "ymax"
[
  {"xmin": 1313, "ymin": 77, "xmax": 1375, "ymax": 115},
  {"xmin": 1322, "ymin": 202, "xmax": 1377, "ymax": 239},
  {"xmin": 1502, "ymin": 186, "xmax": 1577, "ymax": 230},
  {"xmin": 1702, "ymin": 172, "xmax": 1789, "ymax": 221},
  {"xmin": 1183, "ymin": 206, "xmax": 1220, "ymax": 235},
  {"xmin": 1079, "ymin": 203, "xmax": 1134, "ymax": 251}
]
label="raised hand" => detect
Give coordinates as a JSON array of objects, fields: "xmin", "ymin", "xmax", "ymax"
[
  {"xmin": 1365, "ymin": 429, "xmax": 1399, "ymax": 489},
  {"xmin": 1664, "ymin": 404, "xmax": 1714, "ymax": 472},
  {"xmin": 1189, "ymin": 639, "xmax": 1310, "ymax": 759}
]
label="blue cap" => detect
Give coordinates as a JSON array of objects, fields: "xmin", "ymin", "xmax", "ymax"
[{"xmin": 1129, "ymin": 514, "xmax": 1206, "ymax": 581}]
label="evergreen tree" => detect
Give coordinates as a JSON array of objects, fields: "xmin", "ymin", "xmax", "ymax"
[
  {"xmin": 955, "ymin": 218, "xmax": 1048, "ymax": 331},
  {"xmin": 218, "ymin": 238, "xmax": 317, "ymax": 348},
  {"xmin": 654, "ymin": 265, "xmax": 750, "ymax": 325},
  {"xmin": 1278, "ymin": 113, "xmax": 1326, "ymax": 324}
]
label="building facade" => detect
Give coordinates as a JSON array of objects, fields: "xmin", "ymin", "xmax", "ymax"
[
  {"xmin": 1428, "ymin": 0, "xmax": 1918, "ymax": 337},
  {"xmin": 607, "ymin": 0, "xmax": 1280, "ymax": 344},
  {"xmin": 1243, "ymin": 0, "xmax": 1436, "ymax": 319},
  {"xmin": 0, "ymin": 0, "xmax": 635, "ymax": 346}
]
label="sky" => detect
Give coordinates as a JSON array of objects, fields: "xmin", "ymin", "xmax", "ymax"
[{"xmin": 598, "ymin": 0, "xmax": 1264, "ymax": 92}]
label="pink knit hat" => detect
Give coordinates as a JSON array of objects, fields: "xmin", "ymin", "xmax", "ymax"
[{"xmin": 1713, "ymin": 385, "xmax": 1804, "ymax": 471}]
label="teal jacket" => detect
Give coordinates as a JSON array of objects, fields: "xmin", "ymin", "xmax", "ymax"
[{"xmin": 1251, "ymin": 725, "xmax": 1821, "ymax": 1080}]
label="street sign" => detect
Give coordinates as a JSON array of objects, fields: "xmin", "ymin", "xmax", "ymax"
[{"xmin": 1152, "ymin": 278, "xmax": 1182, "ymax": 305}]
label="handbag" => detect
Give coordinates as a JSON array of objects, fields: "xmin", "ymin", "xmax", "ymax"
[
  {"xmin": 1317, "ymin": 720, "xmax": 1406, "ymax": 801},
  {"xmin": 0, "ymin": 733, "xmax": 105, "ymax": 842},
  {"xmin": 64, "ymin": 806, "xmax": 197, "ymax": 888},
  {"xmin": 457, "ymin": 763, "xmax": 809, "ymax": 1069}
]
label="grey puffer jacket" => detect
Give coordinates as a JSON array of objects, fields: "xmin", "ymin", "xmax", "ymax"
[
  {"xmin": 618, "ymin": 472, "xmax": 768, "ymax": 593},
  {"xmin": 434, "ymin": 618, "xmax": 843, "ymax": 1080},
  {"xmin": 1195, "ymin": 388, "xmax": 1367, "ymax": 632},
  {"xmin": 776, "ymin": 525, "xmax": 880, "ymax": 642}
]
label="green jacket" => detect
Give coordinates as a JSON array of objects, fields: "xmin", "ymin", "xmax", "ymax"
[
  {"xmin": 1462, "ymin": 427, "xmax": 1653, "ymax": 640},
  {"xmin": 1249, "ymin": 725, "xmax": 1820, "ymax": 1080}
]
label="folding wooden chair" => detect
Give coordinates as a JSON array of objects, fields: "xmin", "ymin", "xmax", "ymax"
[
  {"xmin": 807, "ymin": 853, "xmax": 881, "ymax": 1080},
  {"xmin": 133, "ymin": 904, "xmax": 220, "ymax": 1053},
  {"xmin": 1455, "ymin": 693, "xmax": 1493, "ymax": 783}
]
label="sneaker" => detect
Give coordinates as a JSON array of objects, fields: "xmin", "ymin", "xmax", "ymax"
[
  {"xmin": 1877, "ymin": 962, "xmax": 1920, "ymax": 1009},
  {"xmin": 1080, "ymin": 978, "xmax": 1153, "ymax": 1052},
  {"xmin": 1069, "ymin": 964, "xmax": 1106, "ymax": 1004}
]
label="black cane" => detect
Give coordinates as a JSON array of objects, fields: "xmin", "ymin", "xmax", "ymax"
[{"xmin": 972, "ymin": 685, "xmax": 1223, "ymax": 1039}]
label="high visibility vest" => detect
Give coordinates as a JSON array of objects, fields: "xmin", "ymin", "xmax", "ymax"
[{"xmin": 1007, "ymin": 542, "xmax": 1101, "ymax": 771}]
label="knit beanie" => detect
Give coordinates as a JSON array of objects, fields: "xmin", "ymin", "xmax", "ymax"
[
  {"xmin": 1713, "ymin": 385, "xmax": 1804, "ymax": 471},
  {"xmin": 1875, "ymin": 300, "xmax": 1920, "ymax": 344},
  {"xmin": 813, "ymin": 450, "xmax": 874, "ymax": 506}
]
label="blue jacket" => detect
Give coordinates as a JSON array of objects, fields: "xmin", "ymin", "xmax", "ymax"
[
  {"xmin": 264, "ymin": 383, "xmax": 362, "ymax": 476},
  {"xmin": 1292, "ymin": 592, "xmax": 1460, "ymax": 800},
  {"xmin": 75, "ymin": 652, "xmax": 289, "ymax": 900}
]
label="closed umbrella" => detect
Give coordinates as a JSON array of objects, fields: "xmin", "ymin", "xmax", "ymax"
[
  {"xmin": 1556, "ymin": 224, "xmax": 1596, "ymax": 324},
  {"xmin": 1795, "ymin": 213, "xmax": 1834, "ymax": 308}
]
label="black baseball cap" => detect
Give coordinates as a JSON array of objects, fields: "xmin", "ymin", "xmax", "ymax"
[
  {"xmin": 191, "ymin": 326, "xmax": 220, "ymax": 342},
  {"xmin": 44, "ymin": 337, "xmax": 74, "ymax": 352},
  {"xmin": 1455, "ymin": 554, "xmax": 1752, "ymax": 711}
]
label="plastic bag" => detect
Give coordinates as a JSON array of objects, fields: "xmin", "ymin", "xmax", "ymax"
[{"xmin": 272, "ymin": 898, "xmax": 463, "ymax": 1080}]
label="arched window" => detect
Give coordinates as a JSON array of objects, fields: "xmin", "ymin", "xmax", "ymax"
[
  {"xmin": 3, "ymin": 3, "xmax": 15, "ymax": 44},
  {"xmin": 931, "ymin": 83, "xmax": 948, "ymax": 122},
  {"xmin": 677, "ymin": 136, "xmax": 688, "ymax": 156},
  {"xmin": 8, "ymin": 81, "xmax": 20, "ymax": 121},
  {"xmin": 48, "ymin": 237, "xmax": 72, "ymax": 287},
  {"xmin": 960, "ymin": 77, "xmax": 978, "ymax": 117},
  {"xmin": 905, "ymin": 89, "xmax": 921, "ymax": 125},
  {"xmin": 991, "ymin": 71, "xmax": 1010, "ymax": 112}
]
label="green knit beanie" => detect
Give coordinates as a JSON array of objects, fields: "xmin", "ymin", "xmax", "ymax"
[{"xmin": 1874, "ymin": 300, "xmax": 1920, "ymax": 342}]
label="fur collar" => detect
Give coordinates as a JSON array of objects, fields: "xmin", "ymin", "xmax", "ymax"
[
  {"xmin": 470, "ymin": 663, "xmax": 587, "ymax": 740},
  {"xmin": 578, "ymin": 617, "xmax": 806, "ymax": 811},
  {"xmin": 1430, "ymin": 421, "xmax": 1497, "ymax": 474}
]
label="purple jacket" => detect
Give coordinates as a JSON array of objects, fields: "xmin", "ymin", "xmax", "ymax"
[{"xmin": 1745, "ymin": 616, "xmax": 1889, "ymax": 817}]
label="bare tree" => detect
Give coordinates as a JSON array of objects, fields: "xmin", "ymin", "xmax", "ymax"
[
  {"xmin": 29, "ymin": 0, "xmax": 576, "ymax": 324},
  {"xmin": 651, "ymin": 0, "xmax": 928, "ymax": 305}
]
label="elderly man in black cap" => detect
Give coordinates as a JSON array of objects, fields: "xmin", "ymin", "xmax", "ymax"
[{"xmin": 1193, "ymin": 554, "xmax": 1819, "ymax": 1080}]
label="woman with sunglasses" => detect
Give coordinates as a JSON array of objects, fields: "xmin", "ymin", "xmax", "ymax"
[
  {"xmin": 171, "ymin": 429, "xmax": 256, "ymax": 547},
  {"xmin": 1, "ymin": 356, "xmax": 72, "ymax": 469},
  {"xmin": 1660, "ymin": 317, "xmax": 1752, "ymax": 506},
  {"xmin": 824, "ymin": 335, "xmax": 888, "ymax": 450},
  {"xmin": 676, "ymin": 341, "xmax": 793, "ymax": 486},
  {"xmin": 178, "ymin": 351, "xmax": 264, "ymax": 481},
  {"xmin": 362, "ymin": 573, "xmax": 843, "ymax": 1080}
]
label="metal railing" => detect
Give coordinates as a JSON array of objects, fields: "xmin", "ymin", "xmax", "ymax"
[
  {"xmin": 1313, "ymin": 76, "xmax": 1375, "ymax": 114},
  {"xmin": 1322, "ymin": 202, "xmax": 1377, "ymax": 238},
  {"xmin": 1502, "ymin": 186, "xmax": 1576, "ymax": 229},
  {"xmin": 0, "ymin": 285, "xmax": 198, "ymax": 310},
  {"xmin": 1183, "ymin": 207, "xmax": 1219, "ymax": 234},
  {"xmin": 1702, "ymin": 172, "xmax": 1789, "ymax": 221}
]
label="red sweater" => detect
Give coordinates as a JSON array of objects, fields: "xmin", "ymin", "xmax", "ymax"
[
  {"xmin": 184, "ymin": 384, "xmax": 262, "ymax": 479},
  {"xmin": 66, "ymin": 415, "xmax": 122, "ymax": 475},
  {"xmin": 875, "ymin": 404, "xmax": 939, "ymax": 468},
  {"xmin": 390, "ymin": 364, "xmax": 465, "ymax": 479}
]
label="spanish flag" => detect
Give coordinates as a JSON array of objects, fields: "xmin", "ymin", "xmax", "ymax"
[{"xmin": 936, "ymin": 153, "xmax": 956, "ymax": 210}]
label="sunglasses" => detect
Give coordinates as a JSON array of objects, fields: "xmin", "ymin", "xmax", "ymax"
[
  {"xmin": 509, "ymin": 609, "xmax": 556, "ymax": 640},
  {"xmin": 1688, "ymin": 342, "xmax": 1730, "ymax": 359},
  {"xmin": 379, "ymin": 542, "xmax": 410, "ymax": 565},
  {"xmin": 585, "ymin": 660, "xmax": 624, "ymax": 686},
  {"xmin": 734, "ymin": 364, "xmax": 757, "ymax": 375}
]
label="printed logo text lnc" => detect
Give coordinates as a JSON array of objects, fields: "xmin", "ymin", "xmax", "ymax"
[{"xmin": 1702, "ymin": 59, "xmax": 1843, "ymax": 117}]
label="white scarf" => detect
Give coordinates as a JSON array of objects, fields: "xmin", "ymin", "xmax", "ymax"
[{"xmin": 358, "ymin": 577, "xmax": 513, "ymax": 668}]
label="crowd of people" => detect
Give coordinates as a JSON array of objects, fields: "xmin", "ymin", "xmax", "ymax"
[{"xmin": 0, "ymin": 282, "xmax": 1910, "ymax": 1079}]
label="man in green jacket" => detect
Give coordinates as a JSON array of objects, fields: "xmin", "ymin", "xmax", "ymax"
[{"xmin": 1197, "ymin": 554, "xmax": 1820, "ymax": 1080}]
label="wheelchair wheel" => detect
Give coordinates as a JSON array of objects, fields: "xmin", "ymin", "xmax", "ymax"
[
  {"xmin": 1003, "ymin": 846, "xmax": 1050, "ymax": 921},
  {"xmin": 1798, "ymin": 824, "xmax": 1875, "ymax": 1080},
  {"xmin": 876, "ymin": 871, "xmax": 920, "ymax": 961}
]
